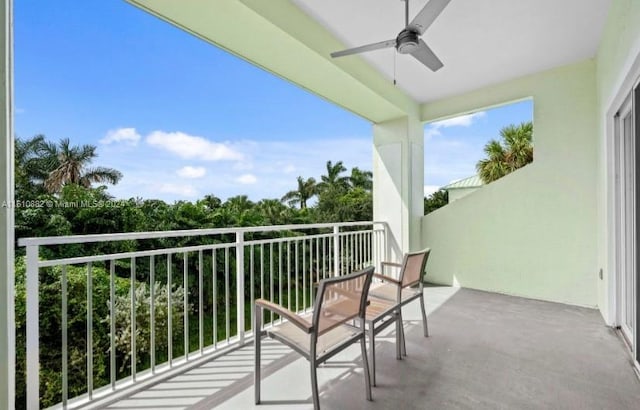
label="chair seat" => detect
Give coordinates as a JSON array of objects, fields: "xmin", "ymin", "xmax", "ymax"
[
  {"xmin": 267, "ymin": 313, "xmax": 360, "ymax": 357},
  {"xmin": 365, "ymin": 295, "xmax": 397, "ymax": 322},
  {"xmin": 369, "ymin": 282, "xmax": 421, "ymax": 303}
]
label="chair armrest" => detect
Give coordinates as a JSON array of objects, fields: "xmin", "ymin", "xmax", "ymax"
[
  {"xmin": 373, "ymin": 273, "xmax": 401, "ymax": 285},
  {"xmin": 381, "ymin": 261, "xmax": 403, "ymax": 269},
  {"xmin": 255, "ymin": 299, "xmax": 313, "ymax": 333}
]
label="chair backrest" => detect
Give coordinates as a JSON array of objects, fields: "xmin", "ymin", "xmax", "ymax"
[
  {"xmin": 399, "ymin": 248, "xmax": 431, "ymax": 288},
  {"xmin": 312, "ymin": 266, "xmax": 374, "ymax": 336}
]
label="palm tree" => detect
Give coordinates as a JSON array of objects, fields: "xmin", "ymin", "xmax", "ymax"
[
  {"xmin": 281, "ymin": 176, "xmax": 317, "ymax": 209},
  {"xmin": 15, "ymin": 134, "xmax": 50, "ymax": 195},
  {"xmin": 43, "ymin": 138, "xmax": 122, "ymax": 193},
  {"xmin": 317, "ymin": 160, "xmax": 349, "ymax": 192},
  {"xmin": 502, "ymin": 122, "xmax": 534, "ymax": 169},
  {"xmin": 476, "ymin": 121, "xmax": 533, "ymax": 183},
  {"xmin": 257, "ymin": 199, "xmax": 288, "ymax": 225},
  {"xmin": 349, "ymin": 167, "xmax": 373, "ymax": 191},
  {"xmin": 224, "ymin": 195, "xmax": 254, "ymax": 213}
]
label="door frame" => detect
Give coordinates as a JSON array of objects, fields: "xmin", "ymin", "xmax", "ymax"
[
  {"xmin": 606, "ymin": 46, "xmax": 640, "ymax": 368},
  {"xmin": 614, "ymin": 93, "xmax": 635, "ymax": 347}
]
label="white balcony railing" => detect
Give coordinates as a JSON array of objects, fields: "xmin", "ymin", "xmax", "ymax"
[{"xmin": 18, "ymin": 222, "xmax": 388, "ymax": 409}]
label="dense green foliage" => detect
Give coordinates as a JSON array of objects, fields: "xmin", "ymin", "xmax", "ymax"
[
  {"xmin": 424, "ymin": 189, "xmax": 449, "ymax": 215},
  {"xmin": 13, "ymin": 135, "xmax": 374, "ymax": 408},
  {"xmin": 476, "ymin": 121, "xmax": 534, "ymax": 183}
]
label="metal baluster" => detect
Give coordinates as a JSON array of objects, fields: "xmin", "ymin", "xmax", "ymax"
[
  {"xmin": 225, "ymin": 247, "xmax": 230, "ymax": 344},
  {"xmin": 62, "ymin": 266, "xmax": 68, "ymax": 408},
  {"xmin": 353, "ymin": 233, "xmax": 357, "ymax": 269},
  {"xmin": 87, "ymin": 262, "xmax": 94, "ymax": 398},
  {"xmin": 250, "ymin": 244, "xmax": 255, "ymax": 330},
  {"xmin": 336, "ymin": 234, "xmax": 339, "ymax": 276},
  {"xmin": 295, "ymin": 241, "xmax": 299, "ymax": 312},
  {"xmin": 236, "ymin": 232, "xmax": 245, "ymax": 344},
  {"xmin": 287, "ymin": 241, "xmax": 291, "ymax": 311},
  {"xmin": 213, "ymin": 249, "xmax": 217, "ymax": 348},
  {"xmin": 183, "ymin": 252, "xmax": 189, "ymax": 359},
  {"xmin": 315, "ymin": 238, "xmax": 320, "ymax": 302},
  {"xmin": 110, "ymin": 261, "xmax": 116, "ymax": 390},
  {"xmin": 130, "ymin": 258, "xmax": 136, "ymax": 381},
  {"xmin": 280, "ymin": 242, "xmax": 284, "ymax": 323},
  {"xmin": 302, "ymin": 240, "xmax": 306, "ymax": 311},
  {"xmin": 270, "ymin": 243, "xmax": 274, "ymax": 324},
  {"xmin": 150, "ymin": 255, "xmax": 155, "ymax": 373},
  {"xmin": 198, "ymin": 250, "xmax": 203, "ymax": 354},
  {"xmin": 167, "ymin": 254, "xmax": 173, "ymax": 367},
  {"xmin": 323, "ymin": 237, "xmax": 327, "ymax": 280},
  {"xmin": 26, "ymin": 244, "xmax": 39, "ymax": 410},
  {"xmin": 260, "ymin": 244, "xmax": 264, "ymax": 324}
]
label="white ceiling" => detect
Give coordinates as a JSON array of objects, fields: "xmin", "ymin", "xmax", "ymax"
[{"xmin": 293, "ymin": 0, "xmax": 612, "ymax": 104}]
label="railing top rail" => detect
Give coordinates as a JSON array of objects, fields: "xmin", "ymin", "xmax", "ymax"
[{"xmin": 18, "ymin": 221, "xmax": 387, "ymax": 247}]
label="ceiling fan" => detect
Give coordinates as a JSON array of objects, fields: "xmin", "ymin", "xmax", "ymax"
[{"xmin": 330, "ymin": 0, "xmax": 450, "ymax": 72}]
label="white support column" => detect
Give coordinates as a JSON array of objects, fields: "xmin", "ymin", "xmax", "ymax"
[
  {"xmin": 0, "ymin": 1, "xmax": 13, "ymax": 409},
  {"xmin": 373, "ymin": 116, "xmax": 424, "ymax": 261}
]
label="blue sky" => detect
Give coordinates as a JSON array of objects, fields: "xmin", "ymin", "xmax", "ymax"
[
  {"xmin": 15, "ymin": 0, "xmax": 532, "ymax": 202},
  {"xmin": 423, "ymin": 99, "xmax": 533, "ymax": 195}
]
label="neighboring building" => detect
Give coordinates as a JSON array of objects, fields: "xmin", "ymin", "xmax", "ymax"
[{"xmin": 441, "ymin": 175, "xmax": 484, "ymax": 202}]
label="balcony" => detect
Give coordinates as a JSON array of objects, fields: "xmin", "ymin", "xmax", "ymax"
[
  {"xmin": 56, "ymin": 285, "xmax": 640, "ymax": 409},
  {"xmin": 15, "ymin": 222, "xmax": 640, "ymax": 409},
  {"xmin": 18, "ymin": 222, "xmax": 388, "ymax": 409},
  {"xmin": 3, "ymin": 1, "xmax": 640, "ymax": 409}
]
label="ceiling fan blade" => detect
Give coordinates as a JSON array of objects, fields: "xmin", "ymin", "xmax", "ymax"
[
  {"xmin": 410, "ymin": 40, "xmax": 444, "ymax": 71},
  {"xmin": 331, "ymin": 39, "xmax": 396, "ymax": 58},
  {"xmin": 408, "ymin": 0, "xmax": 451, "ymax": 35}
]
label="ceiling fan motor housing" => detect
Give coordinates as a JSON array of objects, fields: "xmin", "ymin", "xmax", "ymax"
[{"xmin": 396, "ymin": 29, "xmax": 419, "ymax": 54}]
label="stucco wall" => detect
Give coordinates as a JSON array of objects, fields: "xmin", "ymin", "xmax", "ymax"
[
  {"xmin": 421, "ymin": 60, "xmax": 598, "ymax": 307},
  {"xmin": 447, "ymin": 187, "xmax": 479, "ymax": 203},
  {"xmin": 595, "ymin": 0, "xmax": 640, "ymax": 323}
]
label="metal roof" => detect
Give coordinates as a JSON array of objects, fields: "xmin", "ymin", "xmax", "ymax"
[{"xmin": 441, "ymin": 175, "xmax": 484, "ymax": 190}]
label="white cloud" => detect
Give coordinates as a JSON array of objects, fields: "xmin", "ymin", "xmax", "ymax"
[
  {"xmin": 235, "ymin": 174, "xmax": 257, "ymax": 185},
  {"xmin": 146, "ymin": 131, "xmax": 243, "ymax": 161},
  {"xmin": 157, "ymin": 183, "xmax": 197, "ymax": 197},
  {"xmin": 424, "ymin": 185, "xmax": 441, "ymax": 197},
  {"xmin": 425, "ymin": 111, "xmax": 486, "ymax": 140},
  {"xmin": 99, "ymin": 135, "xmax": 372, "ymax": 202},
  {"xmin": 431, "ymin": 111, "xmax": 486, "ymax": 128},
  {"xmin": 177, "ymin": 166, "xmax": 206, "ymax": 179},
  {"xmin": 100, "ymin": 128, "xmax": 141, "ymax": 145}
]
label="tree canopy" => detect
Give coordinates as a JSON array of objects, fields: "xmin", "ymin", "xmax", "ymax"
[
  {"xmin": 476, "ymin": 121, "xmax": 533, "ymax": 183},
  {"xmin": 13, "ymin": 135, "xmax": 376, "ymax": 409}
]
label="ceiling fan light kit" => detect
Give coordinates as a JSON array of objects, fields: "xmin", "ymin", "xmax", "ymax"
[
  {"xmin": 330, "ymin": 0, "xmax": 451, "ymax": 72},
  {"xmin": 396, "ymin": 30, "xmax": 420, "ymax": 54}
]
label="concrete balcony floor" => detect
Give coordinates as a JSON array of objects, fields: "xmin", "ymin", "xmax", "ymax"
[{"xmin": 101, "ymin": 286, "xmax": 640, "ymax": 409}]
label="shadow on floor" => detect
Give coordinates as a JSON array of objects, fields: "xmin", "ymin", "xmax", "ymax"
[{"xmin": 105, "ymin": 287, "xmax": 640, "ymax": 410}]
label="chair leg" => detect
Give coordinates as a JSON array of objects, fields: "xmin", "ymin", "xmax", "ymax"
[
  {"xmin": 420, "ymin": 294, "xmax": 429, "ymax": 337},
  {"xmin": 395, "ymin": 310, "xmax": 402, "ymax": 360},
  {"xmin": 398, "ymin": 310, "xmax": 407, "ymax": 357},
  {"xmin": 368, "ymin": 325, "xmax": 376, "ymax": 386},
  {"xmin": 254, "ymin": 307, "xmax": 261, "ymax": 404},
  {"xmin": 360, "ymin": 336, "xmax": 373, "ymax": 401},
  {"xmin": 310, "ymin": 359, "xmax": 320, "ymax": 410}
]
